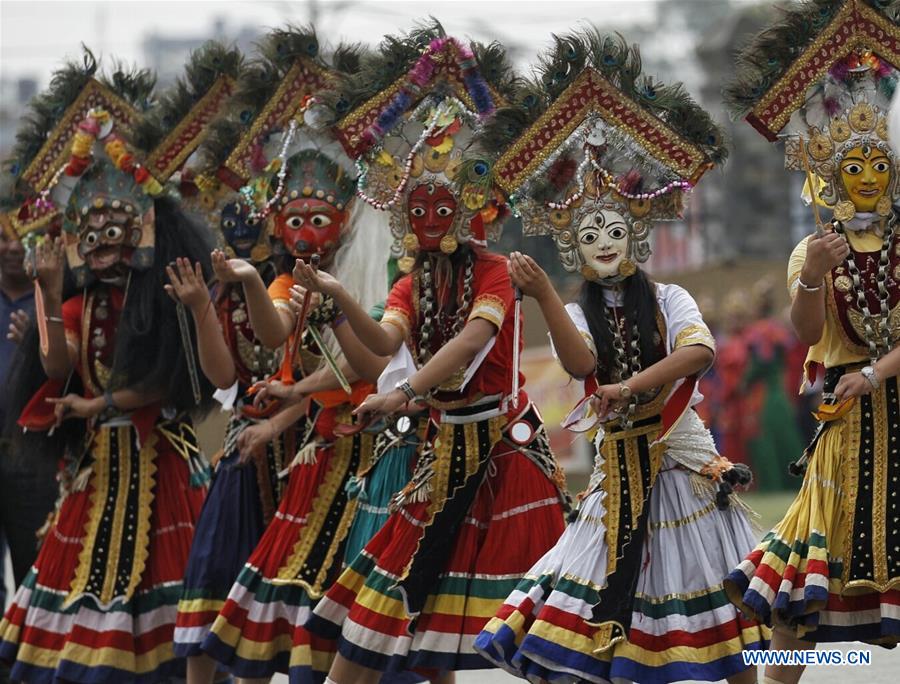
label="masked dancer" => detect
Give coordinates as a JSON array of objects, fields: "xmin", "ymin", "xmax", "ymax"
[
  {"xmin": 197, "ymin": 29, "xmax": 392, "ymax": 682},
  {"xmin": 472, "ymin": 30, "xmax": 767, "ymax": 684},
  {"xmin": 0, "ymin": 50, "xmax": 222, "ymax": 682},
  {"xmin": 723, "ymin": 2, "xmax": 900, "ymax": 682},
  {"xmin": 295, "ymin": 26, "xmax": 571, "ymax": 684}
]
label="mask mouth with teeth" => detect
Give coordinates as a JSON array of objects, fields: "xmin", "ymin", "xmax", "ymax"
[
  {"xmin": 62, "ymin": 159, "xmax": 156, "ymax": 287},
  {"xmin": 79, "ymin": 207, "xmax": 141, "ymax": 279}
]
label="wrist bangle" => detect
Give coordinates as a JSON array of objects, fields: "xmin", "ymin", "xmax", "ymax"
[
  {"xmin": 398, "ymin": 380, "xmax": 417, "ymax": 401},
  {"xmin": 797, "ymin": 277, "xmax": 823, "ymax": 292},
  {"xmin": 332, "ymin": 313, "xmax": 347, "ymax": 329},
  {"xmin": 103, "ymin": 390, "xmax": 115, "ymax": 410}
]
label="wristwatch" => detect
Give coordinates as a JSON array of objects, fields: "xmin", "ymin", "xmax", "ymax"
[
  {"xmin": 618, "ymin": 382, "xmax": 633, "ymax": 399},
  {"xmin": 861, "ymin": 365, "xmax": 880, "ymax": 390}
]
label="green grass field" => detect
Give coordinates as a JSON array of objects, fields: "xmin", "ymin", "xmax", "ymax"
[{"xmin": 741, "ymin": 490, "xmax": 800, "ymax": 530}]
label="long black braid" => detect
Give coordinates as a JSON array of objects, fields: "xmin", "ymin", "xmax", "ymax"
[{"xmin": 578, "ymin": 268, "xmax": 663, "ymax": 381}]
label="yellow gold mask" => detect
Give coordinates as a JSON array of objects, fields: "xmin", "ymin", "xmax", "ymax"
[{"xmin": 840, "ymin": 145, "xmax": 891, "ymax": 212}]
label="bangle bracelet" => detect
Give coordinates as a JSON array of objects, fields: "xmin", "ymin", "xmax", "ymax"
[
  {"xmin": 398, "ymin": 380, "xmax": 417, "ymax": 401},
  {"xmin": 332, "ymin": 313, "xmax": 348, "ymax": 329},
  {"xmin": 45, "ymin": 315, "xmax": 64, "ymax": 324},
  {"xmin": 797, "ymin": 277, "xmax": 823, "ymax": 292}
]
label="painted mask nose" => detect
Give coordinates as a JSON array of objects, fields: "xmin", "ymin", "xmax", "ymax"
[{"xmin": 294, "ymin": 240, "xmax": 312, "ymax": 254}]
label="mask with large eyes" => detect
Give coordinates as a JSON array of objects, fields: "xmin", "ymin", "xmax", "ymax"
[
  {"xmin": 577, "ymin": 209, "xmax": 630, "ymax": 279},
  {"xmin": 840, "ymin": 144, "xmax": 892, "ymax": 212},
  {"xmin": 407, "ymin": 182, "xmax": 457, "ymax": 251},
  {"xmin": 274, "ymin": 198, "xmax": 346, "ymax": 259},
  {"xmin": 221, "ymin": 202, "xmax": 263, "ymax": 258},
  {"xmin": 78, "ymin": 207, "xmax": 142, "ymax": 277}
]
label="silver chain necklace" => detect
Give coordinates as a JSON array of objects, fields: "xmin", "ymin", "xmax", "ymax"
[
  {"xmin": 604, "ymin": 296, "xmax": 641, "ymax": 429},
  {"xmin": 416, "ymin": 252, "xmax": 475, "ymax": 364},
  {"xmin": 836, "ymin": 216, "xmax": 895, "ymax": 361}
]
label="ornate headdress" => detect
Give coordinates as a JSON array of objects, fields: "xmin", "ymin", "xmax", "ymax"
[
  {"xmin": 726, "ymin": 0, "xmax": 900, "ymax": 222},
  {"xmin": 3, "ymin": 45, "xmax": 241, "ymax": 287},
  {"xmin": 486, "ymin": 30, "xmax": 726, "ymax": 282},
  {"xmin": 1, "ymin": 50, "xmax": 154, "ymax": 244},
  {"xmin": 130, "ymin": 42, "xmax": 243, "ymax": 233},
  {"xmin": 197, "ymin": 27, "xmax": 362, "ymax": 262},
  {"xmin": 315, "ymin": 22, "xmax": 517, "ymax": 272}
]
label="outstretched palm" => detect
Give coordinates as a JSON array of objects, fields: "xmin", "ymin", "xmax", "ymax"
[
  {"xmin": 212, "ymin": 249, "xmax": 256, "ymax": 283},
  {"xmin": 292, "ymin": 258, "xmax": 340, "ymax": 296}
]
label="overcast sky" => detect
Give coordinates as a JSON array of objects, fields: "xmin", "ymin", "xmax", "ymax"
[{"xmin": 1, "ymin": 0, "xmax": 668, "ymax": 84}]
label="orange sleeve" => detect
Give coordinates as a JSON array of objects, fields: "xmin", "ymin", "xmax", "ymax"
[
  {"xmin": 267, "ymin": 273, "xmax": 294, "ymax": 311},
  {"xmin": 468, "ymin": 257, "xmax": 512, "ymax": 330},
  {"xmin": 61, "ymin": 295, "xmax": 83, "ymax": 348},
  {"xmin": 382, "ymin": 274, "xmax": 414, "ymax": 338}
]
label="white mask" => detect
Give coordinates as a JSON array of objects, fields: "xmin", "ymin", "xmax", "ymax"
[{"xmin": 577, "ymin": 209, "xmax": 630, "ymax": 279}]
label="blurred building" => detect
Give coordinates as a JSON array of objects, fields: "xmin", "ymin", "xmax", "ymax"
[
  {"xmin": 141, "ymin": 17, "xmax": 262, "ymax": 87},
  {"xmin": 0, "ymin": 77, "xmax": 38, "ymax": 157},
  {"xmin": 695, "ymin": 2, "xmax": 802, "ymax": 262}
]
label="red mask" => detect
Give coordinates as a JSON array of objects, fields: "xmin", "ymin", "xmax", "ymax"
[
  {"xmin": 408, "ymin": 183, "xmax": 457, "ymax": 251},
  {"xmin": 275, "ymin": 199, "xmax": 346, "ymax": 258}
]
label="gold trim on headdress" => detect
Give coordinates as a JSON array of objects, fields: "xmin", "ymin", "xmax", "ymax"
[
  {"xmin": 145, "ymin": 75, "xmax": 237, "ymax": 182},
  {"xmin": 221, "ymin": 59, "xmax": 331, "ymax": 187},
  {"xmin": 8, "ymin": 80, "xmax": 140, "ymax": 237}
]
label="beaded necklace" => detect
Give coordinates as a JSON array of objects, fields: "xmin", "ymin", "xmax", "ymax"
[
  {"xmin": 835, "ymin": 214, "xmax": 896, "ymax": 361},
  {"xmin": 416, "ymin": 251, "xmax": 475, "ymax": 366},
  {"xmin": 604, "ymin": 291, "xmax": 641, "ymax": 429}
]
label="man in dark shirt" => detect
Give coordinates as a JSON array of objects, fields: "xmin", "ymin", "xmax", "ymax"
[
  {"xmin": 0, "ymin": 227, "xmax": 50, "ymax": 621},
  {"xmin": 1, "ymin": 230, "xmax": 35, "ymax": 429}
]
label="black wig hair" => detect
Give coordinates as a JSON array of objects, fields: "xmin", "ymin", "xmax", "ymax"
[
  {"xmin": 107, "ymin": 194, "xmax": 216, "ymax": 417},
  {"xmin": 578, "ymin": 268, "xmax": 663, "ymax": 381}
]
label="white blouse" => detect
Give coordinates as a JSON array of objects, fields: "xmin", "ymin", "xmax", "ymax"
[{"xmin": 553, "ymin": 283, "xmax": 716, "ymax": 435}]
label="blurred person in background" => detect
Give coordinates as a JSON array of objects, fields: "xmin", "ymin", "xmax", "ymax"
[
  {"xmin": 716, "ymin": 289, "xmax": 753, "ymax": 469},
  {"xmin": 0, "ymin": 225, "xmax": 48, "ymax": 592},
  {"xmin": 739, "ymin": 277, "xmax": 805, "ymax": 491},
  {"xmin": 0, "ymin": 224, "xmax": 44, "ymax": 684}
]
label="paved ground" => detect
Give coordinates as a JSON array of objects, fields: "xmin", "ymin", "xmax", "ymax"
[{"xmin": 270, "ymin": 642, "xmax": 897, "ymax": 683}]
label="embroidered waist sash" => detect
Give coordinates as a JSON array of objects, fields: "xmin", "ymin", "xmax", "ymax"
[{"xmin": 582, "ymin": 415, "xmax": 665, "ymax": 652}]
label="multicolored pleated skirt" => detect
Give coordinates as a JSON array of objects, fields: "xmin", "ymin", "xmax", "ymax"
[
  {"xmin": 475, "ymin": 410, "xmax": 768, "ymax": 683},
  {"xmin": 0, "ymin": 419, "xmax": 207, "ymax": 683},
  {"xmin": 306, "ymin": 399, "xmax": 569, "ymax": 678},
  {"xmin": 173, "ymin": 412, "xmax": 292, "ymax": 659},
  {"xmin": 341, "ymin": 415, "xmax": 425, "ymax": 563},
  {"xmin": 202, "ymin": 404, "xmax": 373, "ymax": 680},
  {"xmin": 725, "ymin": 368, "xmax": 900, "ymax": 645}
]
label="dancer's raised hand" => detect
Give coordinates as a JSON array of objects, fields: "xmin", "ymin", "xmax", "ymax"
[
  {"xmin": 165, "ymin": 257, "xmax": 210, "ymax": 312},
  {"xmin": 292, "ymin": 258, "xmax": 341, "ymax": 296},
  {"xmin": 212, "ymin": 249, "xmax": 257, "ymax": 283},
  {"xmin": 34, "ymin": 237, "xmax": 66, "ymax": 300},
  {"xmin": 508, "ymin": 251, "xmax": 552, "ymax": 300}
]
